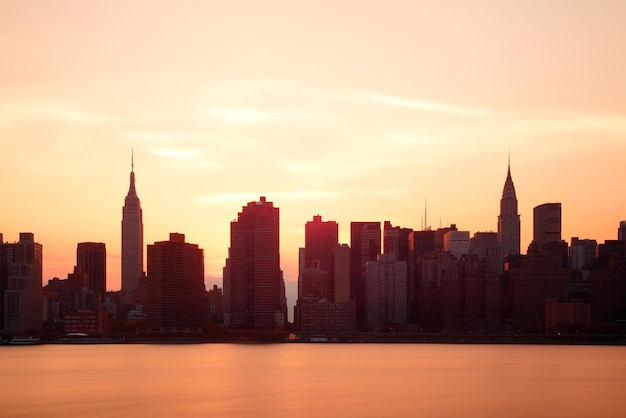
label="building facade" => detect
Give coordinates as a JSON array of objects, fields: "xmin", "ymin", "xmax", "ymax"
[
  {"xmin": 77, "ymin": 242, "xmax": 106, "ymax": 297},
  {"xmin": 147, "ymin": 233, "xmax": 205, "ymax": 331},
  {"xmin": 223, "ymin": 197, "xmax": 286, "ymax": 329},
  {"xmin": 533, "ymin": 203, "xmax": 562, "ymax": 249},
  {"xmin": 366, "ymin": 253, "xmax": 408, "ymax": 331},
  {"xmin": 497, "ymin": 160, "xmax": 521, "ymax": 257},
  {"xmin": 2, "ymin": 233, "xmax": 43, "ymax": 334},
  {"xmin": 121, "ymin": 154, "xmax": 143, "ymax": 303},
  {"xmin": 350, "ymin": 222, "xmax": 381, "ymax": 324}
]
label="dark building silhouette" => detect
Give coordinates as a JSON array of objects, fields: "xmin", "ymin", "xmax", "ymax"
[
  {"xmin": 383, "ymin": 221, "xmax": 412, "ymax": 263},
  {"xmin": 350, "ymin": 222, "xmax": 381, "ymax": 325},
  {"xmin": 366, "ymin": 253, "xmax": 408, "ymax": 331},
  {"xmin": 147, "ymin": 233, "xmax": 205, "ymax": 331},
  {"xmin": 440, "ymin": 255, "xmax": 502, "ymax": 333},
  {"xmin": 618, "ymin": 221, "xmax": 626, "ymax": 241},
  {"xmin": 407, "ymin": 230, "xmax": 435, "ymax": 323},
  {"xmin": 299, "ymin": 215, "xmax": 338, "ymax": 301},
  {"xmin": 2, "ymin": 233, "xmax": 43, "ymax": 334},
  {"xmin": 588, "ymin": 240, "xmax": 626, "ymax": 324},
  {"xmin": 470, "ymin": 232, "xmax": 501, "ymax": 271},
  {"xmin": 570, "ymin": 237, "xmax": 597, "ymax": 270},
  {"xmin": 121, "ymin": 153, "xmax": 143, "ymax": 304},
  {"xmin": 497, "ymin": 160, "xmax": 521, "ymax": 258},
  {"xmin": 304, "ymin": 215, "xmax": 338, "ymax": 273},
  {"xmin": 77, "ymin": 242, "xmax": 106, "ymax": 296},
  {"xmin": 224, "ymin": 197, "xmax": 286, "ymax": 329},
  {"xmin": 507, "ymin": 255, "xmax": 571, "ymax": 332},
  {"xmin": 533, "ymin": 203, "xmax": 562, "ymax": 249}
]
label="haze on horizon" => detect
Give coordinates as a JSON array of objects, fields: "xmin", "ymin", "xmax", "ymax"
[{"xmin": 1, "ymin": 1, "xmax": 625, "ymax": 310}]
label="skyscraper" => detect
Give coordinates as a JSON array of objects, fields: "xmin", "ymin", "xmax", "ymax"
[
  {"xmin": 533, "ymin": 203, "xmax": 562, "ymax": 248},
  {"xmin": 299, "ymin": 215, "xmax": 338, "ymax": 301},
  {"xmin": 77, "ymin": 242, "xmax": 106, "ymax": 296},
  {"xmin": 304, "ymin": 215, "xmax": 338, "ymax": 273},
  {"xmin": 497, "ymin": 159, "xmax": 521, "ymax": 257},
  {"xmin": 618, "ymin": 221, "xmax": 626, "ymax": 241},
  {"xmin": 350, "ymin": 222, "xmax": 381, "ymax": 324},
  {"xmin": 2, "ymin": 233, "xmax": 43, "ymax": 333},
  {"xmin": 224, "ymin": 197, "xmax": 286, "ymax": 329},
  {"xmin": 121, "ymin": 153, "xmax": 143, "ymax": 303},
  {"xmin": 147, "ymin": 233, "xmax": 205, "ymax": 330},
  {"xmin": 366, "ymin": 253, "xmax": 408, "ymax": 330}
]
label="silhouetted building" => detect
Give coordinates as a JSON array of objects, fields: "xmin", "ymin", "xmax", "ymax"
[
  {"xmin": 619, "ymin": 221, "xmax": 626, "ymax": 241},
  {"xmin": 407, "ymin": 230, "xmax": 435, "ymax": 322},
  {"xmin": 545, "ymin": 300, "xmax": 590, "ymax": 333},
  {"xmin": 533, "ymin": 203, "xmax": 562, "ymax": 249},
  {"xmin": 440, "ymin": 255, "xmax": 502, "ymax": 333},
  {"xmin": 383, "ymin": 221, "xmax": 412, "ymax": 263},
  {"xmin": 589, "ymin": 240, "xmax": 626, "ymax": 323},
  {"xmin": 334, "ymin": 244, "xmax": 351, "ymax": 303},
  {"xmin": 77, "ymin": 242, "xmax": 106, "ymax": 296},
  {"xmin": 2, "ymin": 233, "xmax": 43, "ymax": 334},
  {"xmin": 121, "ymin": 153, "xmax": 143, "ymax": 304},
  {"xmin": 147, "ymin": 233, "xmax": 205, "ymax": 331},
  {"xmin": 64, "ymin": 311, "xmax": 112, "ymax": 334},
  {"xmin": 444, "ymin": 230, "xmax": 470, "ymax": 259},
  {"xmin": 508, "ymin": 256, "xmax": 571, "ymax": 333},
  {"xmin": 299, "ymin": 215, "xmax": 338, "ymax": 302},
  {"xmin": 350, "ymin": 222, "xmax": 381, "ymax": 325},
  {"xmin": 497, "ymin": 160, "xmax": 521, "ymax": 257},
  {"xmin": 206, "ymin": 284, "xmax": 223, "ymax": 323},
  {"xmin": 304, "ymin": 215, "xmax": 338, "ymax": 273},
  {"xmin": 297, "ymin": 298, "xmax": 356, "ymax": 332},
  {"xmin": 366, "ymin": 253, "xmax": 408, "ymax": 331},
  {"xmin": 570, "ymin": 237, "xmax": 597, "ymax": 270},
  {"xmin": 434, "ymin": 224, "xmax": 457, "ymax": 251},
  {"xmin": 224, "ymin": 197, "xmax": 286, "ymax": 329},
  {"xmin": 470, "ymin": 232, "xmax": 502, "ymax": 273}
]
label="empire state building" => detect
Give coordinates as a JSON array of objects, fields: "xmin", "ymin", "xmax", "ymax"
[
  {"xmin": 497, "ymin": 159, "xmax": 521, "ymax": 257},
  {"xmin": 122, "ymin": 154, "xmax": 143, "ymax": 303}
]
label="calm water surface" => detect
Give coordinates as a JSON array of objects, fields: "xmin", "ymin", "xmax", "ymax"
[{"xmin": 1, "ymin": 343, "xmax": 625, "ymax": 417}]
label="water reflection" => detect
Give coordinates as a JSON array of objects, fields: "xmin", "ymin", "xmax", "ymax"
[{"xmin": 2, "ymin": 344, "xmax": 625, "ymax": 417}]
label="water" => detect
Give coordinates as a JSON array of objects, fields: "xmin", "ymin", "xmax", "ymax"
[{"xmin": 1, "ymin": 343, "xmax": 625, "ymax": 417}]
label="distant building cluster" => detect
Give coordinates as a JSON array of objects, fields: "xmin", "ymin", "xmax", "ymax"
[{"xmin": 1, "ymin": 157, "xmax": 625, "ymax": 338}]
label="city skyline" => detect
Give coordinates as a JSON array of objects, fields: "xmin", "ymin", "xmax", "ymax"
[{"xmin": 1, "ymin": 1, "xmax": 625, "ymax": 309}]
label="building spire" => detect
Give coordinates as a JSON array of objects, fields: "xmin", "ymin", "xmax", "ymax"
[{"xmin": 127, "ymin": 150, "xmax": 138, "ymax": 198}]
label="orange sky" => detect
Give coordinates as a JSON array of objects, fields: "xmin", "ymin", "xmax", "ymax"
[{"xmin": 1, "ymin": 1, "xmax": 625, "ymax": 311}]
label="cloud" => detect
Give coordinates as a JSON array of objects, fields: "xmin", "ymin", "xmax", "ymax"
[{"xmin": 0, "ymin": 102, "xmax": 114, "ymax": 124}]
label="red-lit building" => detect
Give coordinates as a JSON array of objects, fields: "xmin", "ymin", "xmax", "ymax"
[
  {"xmin": 147, "ymin": 233, "xmax": 205, "ymax": 331},
  {"xmin": 224, "ymin": 197, "xmax": 286, "ymax": 329}
]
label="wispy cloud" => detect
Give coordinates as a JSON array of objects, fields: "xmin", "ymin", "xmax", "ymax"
[{"xmin": 0, "ymin": 102, "xmax": 115, "ymax": 123}]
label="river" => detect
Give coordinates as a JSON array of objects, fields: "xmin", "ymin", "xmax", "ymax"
[{"xmin": 1, "ymin": 343, "xmax": 625, "ymax": 417}]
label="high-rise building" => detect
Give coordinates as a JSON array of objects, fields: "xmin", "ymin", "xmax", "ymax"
[
  {"xmin": 77, "ymin": 242, "xmax": 106, "ymax": 296},
  {"xmin": 334, "ymin": 244, "xmax": 351, "ymax": 303},
  {"xmin": 533, "ymin": 203, "xmax": 562, "ymax": 249},
  {"xmin": 497, "ymin": 159, "xmax": 521, "ymax": 257},
  {"xmin": 350, "ymin": 222, "xmax": 381, "ymax": 324},
  {"xmin": 366, "ymin": 253, "xmax": 408, "ymax": 330},
  {"xmin": 383, "ymin": 221, "xmax": 412, "ymax": 263},
  {"xmin": 298, "ymin": 215, "xmax": 338, "ymax": 301},
  {"xmin": 147, "ymin": 233, "xmax": 205, "ymax": 330},
  {"xmin": 618, "ymin": 221, "xmax": 626, "ymax": 241},
  {"xmin": 444, "ymin": 230, "xmax": 470, "ymax": 259},
  {"xmin": 121, "ymin": 154, "xmax": 143, "ymax": 303},
  {"xmin": 223, "ymin": 197, "xmax": 286, "ymax": 329},
  {"xmin": 470, "ymin": 232, "xmax": 502, "ymax": 273},
  {"xmin": 304, "ymin": 215, "xmax": 338, "ymax": 273},
  {"xmin": 2, "ymin": 233, "xmax": 43, "ymax": 333}
]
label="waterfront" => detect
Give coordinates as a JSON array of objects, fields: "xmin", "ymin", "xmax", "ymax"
[{"xmin": 1, "ymin": 344, "xmax": 625, "ymax": 417}]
